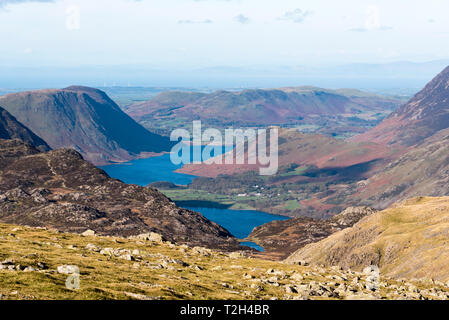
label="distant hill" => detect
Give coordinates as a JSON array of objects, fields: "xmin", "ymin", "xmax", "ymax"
[
  {"xmin": 0, "ymin": 86, "xmax": 174, "ymax": 165},
  {"xmin": 126, "ymin": 87, "xmax": 401, "ymax": 137},
  {"xmin": 0, "ymin": 106, "xmax": 50, "ymax": 152}
]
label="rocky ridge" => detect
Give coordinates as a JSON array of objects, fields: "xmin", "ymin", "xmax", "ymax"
[
  {"xmin": 0, "ymin": 138, "xmax": 239, "ymax": 250},
  {"xmin": 0, "ymin": 106, "xmax": 50, "ymax": 152}
]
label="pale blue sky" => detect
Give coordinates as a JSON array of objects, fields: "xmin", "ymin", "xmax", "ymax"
[{"xmin": 1, "ymin": 0, "xmax": 448, "ymax": 68}]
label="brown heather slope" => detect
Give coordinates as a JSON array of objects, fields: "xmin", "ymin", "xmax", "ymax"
[
  {"xmin": 0, "ymin": 106, "xmax": 50, "ymax": 152},
  {"xmin": 0, "ymin": 86, "xmax": 173, "ymax": 165},
  {"xmin": 286, "ymin": 197, "xmax": 449, "ymax": 282},
  {"xmin": 348, "ymin": 127, "xmax": 449, "ymax": 209},
  {"xmin": 343, "ymin": 66, "xmax": 449, "ymax": 208},
  {"xmin": 0, "ymin": 139, "xmax": 239, "ymax": 251}
]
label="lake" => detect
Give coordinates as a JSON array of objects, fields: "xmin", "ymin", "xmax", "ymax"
[{"xmin": 100, "ymin": 151, "xmax": 289, "ymax": 251}]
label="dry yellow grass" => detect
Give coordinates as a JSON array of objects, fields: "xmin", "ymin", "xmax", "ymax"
[
  {"xmin": 1, "ymin": 220, "xmax": 449, "ymax": 300},
  {"xmin": 287, "ymin": 196, "xmax": 449, "ymax": 282}
]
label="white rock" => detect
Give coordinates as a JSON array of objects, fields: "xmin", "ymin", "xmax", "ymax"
[
  {"xmin": 57, "ymin": 265, "xmax": 78, "ymax": 274},
  {"xmin": 81, "ymin": 229, "xmax": 96, "ymax": 237}
]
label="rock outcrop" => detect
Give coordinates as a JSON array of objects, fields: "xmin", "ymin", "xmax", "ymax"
[
  {"xmin": 247, "ymin": 206, "xmax": 377, "ymax": 260},
  {"xmin": 0, "ymin": 139, "xmax": 239, "ymax": 250}
]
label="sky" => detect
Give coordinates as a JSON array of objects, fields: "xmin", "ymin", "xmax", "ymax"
[{"xmin": 1, "ymin": 0, "xmax": 449, "ymax": 88}]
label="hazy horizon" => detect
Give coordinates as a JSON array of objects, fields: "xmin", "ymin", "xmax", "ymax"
[{"xmin": 1, "ymin": 0, "xmax": 449, "ymax": 89}]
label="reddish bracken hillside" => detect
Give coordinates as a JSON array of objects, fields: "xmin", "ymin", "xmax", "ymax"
[{"xmin": 178, "ymin": 129, "xmax": 398, "ymax": 178}]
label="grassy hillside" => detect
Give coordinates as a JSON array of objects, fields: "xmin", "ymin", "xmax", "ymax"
[
  {"xmin": 286, "ymin": 197, "xmax": 449, "ymax": 282},
  {"xmin": 1, "ymin": 222, "xmax": 449, "ymax": 300}
]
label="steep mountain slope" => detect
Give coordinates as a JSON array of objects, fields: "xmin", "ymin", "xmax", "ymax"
[
  {"xmin": 342, "ymin": 65, "xmax": 449, "ymax": 208},
  {"xmin": 0, "ymin": 86, "xmax": 173, "ymax": 165},
  {"xmin": 0, "ymin": 106, "xmax": 50, "ymax": 152},
  {"xmin": 349, "ymin": 128, "xmax": 449, "ymax": 209},
  {"xmin": 0, "ymin": 139, "xmax": 238, "ymax": 250},
  {"xmin": 286, "ymin": 197, "xmax": 449, "ymax": 282},
  {"xmin": 352, "ymin": 66, "xmax": 449, "ymax": 147},
  {"xmin": 127, "ymin": 87, "xmax": 401, "ymax": 136}
]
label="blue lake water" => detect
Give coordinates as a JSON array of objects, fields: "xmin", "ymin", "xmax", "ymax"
[
  {"xmin": 100, "ymin": 149, "xmax": 290, "ymax": 251},
  {"xmin": 182, "ymin": 207, "xmax": 289, "ymax": 251},
  {"xmin": 100, "ymin": 153, "xmax": 196, "ymax": 186}
]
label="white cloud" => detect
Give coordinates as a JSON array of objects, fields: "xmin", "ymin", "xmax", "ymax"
[
  {"xmin": 0, "ymin": 0, "xmax": 54, "ymax": 8},
  {"xmin": 277, "ymin": 8, "xmax": 312, "ymax": 23},
  {"xmin": 349, "ymin": 5, "xmax": 392, "ymax": 32},
  {"xmin": 178, "ymin": 19, "xmax": 213, "ymax": 24},
  {"xmin": 233, "ymin": 14, "xmax": 250, "ymax": 24}
]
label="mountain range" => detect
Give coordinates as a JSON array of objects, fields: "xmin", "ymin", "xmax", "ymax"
[
  {"xmin": 178, "ymin": 66, "xmax": 449, "ymax": 215},
  {"xmin": 126, "ymin": 87, "xmax": 401, "ymax": 137},
  {"xmin": 1, "ymin": 65, "xmax": 449, "ymax": 294},
  {"xmin": 0, "ymin": 86, "xmax": 173, "ymax": 165}
]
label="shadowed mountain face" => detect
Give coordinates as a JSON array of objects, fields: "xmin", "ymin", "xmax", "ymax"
[
  {"xmin": 0, "ymin": 106, "xmax": 50, "ymax": 152},
  {"xmin": 353, "ymin": 66, "xmax": 449, "ymax": 147},
  {"xmin": 0, "ymin": 139, "xmax": 239, "ymax": 250},
  {"xmin": 0, "ymin": 86, "xmax": 174, "ymax": 165}
]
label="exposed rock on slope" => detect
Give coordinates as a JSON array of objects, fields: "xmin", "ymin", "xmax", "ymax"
[
  {"xmin": 2, "ymin": 222, "xmax": 449, "ymax": 300},
  {"xmin": 0, "ymin": 106, "xmax": 50, "ymax": 152},
  {"xmin": 0, "ymin": 86, "xmax": 173, "ymax": 165},
  {"xmin": 286, "ymin": 197, "xmax": 449, "ymax": 282},
  {"xmin": 0, "ymin": 139, "xmax": 238, "ymax": 250},
  {"xmin": 247, "ymin": 207, "xmax": 377, "ymax": 260}
]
